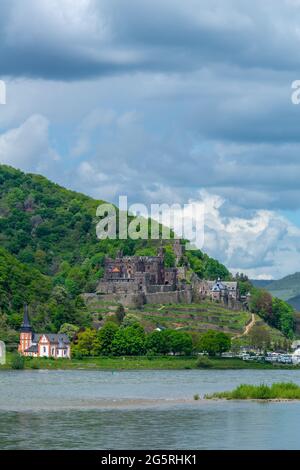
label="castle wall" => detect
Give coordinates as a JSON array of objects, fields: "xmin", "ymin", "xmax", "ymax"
[
  {"xmin": 83, "ymin": 287, "xmax": 192, "ymax": 308},
  {"xmin": 83, "ymin": 292, "xmax": 145, "ymax": 307},
  {"xmin": 144, "ymin": 287, "xmax": 192, "ymax": 305},
  {"xmin": 97, "ymin": 279, "xmax": 142, "ymax": 294},
  {"xmin": 146, "ymin": 284, "xmax": 175, "ymax": 293},
  {"xmin": 145, "ymin": 291, "xmax": 180, "ymax": 305}
]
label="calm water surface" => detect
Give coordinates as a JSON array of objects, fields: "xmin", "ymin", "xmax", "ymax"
[{"xmin": 1, "ymin": 369, "xmax": 300, "ymax": 449}]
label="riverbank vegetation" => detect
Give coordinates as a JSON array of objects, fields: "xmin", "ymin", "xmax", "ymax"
[
  {"xmin": 205, "ymin": 382, "xmax": 300, "ymax": 400},
  {"xmin": 1, "ymin": 352, "xmax": 299, "ymax": 371}
]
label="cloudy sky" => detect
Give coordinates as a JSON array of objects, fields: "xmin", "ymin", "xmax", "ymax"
[{"xmin": 1, "ymin": 0, "xmax": 300, "ymax": 279}]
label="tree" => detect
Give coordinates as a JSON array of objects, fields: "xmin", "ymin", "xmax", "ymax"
[
  {"xmin": 116, "ymin": 304, "xmax": 125, "ymax": 325},
  {"xmin": 250, "ymin": 289, "xmax": 274, "ymax": 324},
  {"xmin": 272, "ymin": 298, "xmax": 295, "ymax": 339},
  {"xmin": 146, "ymin": 330, "xmax": 193, "ymax": 355},
  {"xmin": 168, "ymin": 330, "xmax": 193, "ymax": 355},
  {"xmin": 112, "ymin": 323, "xmax": 146, "ymax": 356},
  {"xmin": 164, "ymin": 245, "xmax": 176, "ymax": 268},
  {"xmin": 197, "ymin": 330, "xmax": 231, "ymax": 356},
  {"xmin": 203, "ymin": 256, "xmax": 230, "ymax": 280},
  {"xmin": 250, "ymin": 289, "xmax": 295, "ymax": 338},
  {"xmin": 248, "ymin": 325, "xmax": 271, "ymax": 350},
  {"xmin": 59, "ymin": 323, "xmax": 79, "ymax": 341},
  {"xmin": 145, "ymin": 330, "xmax": 172, "ymax": 354},
  {"xmin": 234, "ymin": 273, "xmax": 253, "ymax": 297},
  {"xmin": 98, "ymin": 321, "xmax": 118, "ymax": 355},
  {"xmin": 72, "ymin": 328, "xmax": 101, "ymax": 356}
]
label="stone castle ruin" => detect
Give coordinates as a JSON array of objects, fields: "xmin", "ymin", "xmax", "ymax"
[
  {"xmin": 84, "ymin": 239, "xmax": 247, "ymax": 309},
  {"xmin": 95, "ymin": 240, "xmax": 191, "ymax": 306}
]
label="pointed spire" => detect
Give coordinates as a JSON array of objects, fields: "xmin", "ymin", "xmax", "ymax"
[{"xmin": 20, "ymin": 304, "xmax": 32, "ymax": 333}]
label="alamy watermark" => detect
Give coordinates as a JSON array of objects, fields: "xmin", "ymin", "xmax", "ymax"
[
  {"xmin": 0, "ymin": 80, "xmax": 6, "ymax": 105},
  {"xmin": 96, "ymin": 196, "xmax": 204, "ymax": 250}
]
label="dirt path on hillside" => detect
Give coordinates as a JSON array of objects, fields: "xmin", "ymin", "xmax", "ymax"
[{"xmin": 234, "ymin": 313, "xmax": 256, "ymax": 339}]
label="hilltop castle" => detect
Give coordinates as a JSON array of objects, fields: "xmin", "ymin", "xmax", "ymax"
[
  {"xmin": 87, "ymin": 240, "xmax": 243, "ymax": 309},
  {"xmin": 99, "ymin": 248, "xmax": 178, "ymax": 292},
  {"xmin": 93, "ymin": 240, "xmax": 191, "ymax": 306},
  {"xmin": 18, "ymin": 306, "xmax": 71, "ymax": 359}
]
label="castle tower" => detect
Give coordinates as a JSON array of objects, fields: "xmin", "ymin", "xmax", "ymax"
[{"xmin": 18, "ymin": 305, "xmax": 33, "ymax": 355}]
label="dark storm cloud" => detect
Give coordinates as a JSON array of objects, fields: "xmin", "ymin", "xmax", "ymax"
[
  {"xmin": 2, "ymin": 0, "xmax": 300, "ymax": 276},
  {"xmin": 2, "ymin": 0, "xmax": 300, "ymax": 80}
]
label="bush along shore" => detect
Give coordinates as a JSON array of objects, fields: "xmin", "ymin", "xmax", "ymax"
[{"xmin": 205, "ymin": 382, "xmax": 300, "ymax": 400}]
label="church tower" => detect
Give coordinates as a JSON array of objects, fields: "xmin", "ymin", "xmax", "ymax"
[{"xmin": 18, "ymin": 305, "xmax": 33, "ymax": 355}]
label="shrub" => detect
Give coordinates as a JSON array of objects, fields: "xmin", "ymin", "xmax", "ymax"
[
  {"xmin": 11, "ymin": 353, "xmax": 25, "ymax": 370},
  {"xmin": 205, "ymin": 382, "xmax": 300, "ymax": 400},
  {"xmin": 30, "ymin": 362, "xmax": 40, "ymax": 369},
  {"xmin": 196, "ymin": 356, "xmax": 213, "ymax": 369},
  {"xmin": 72, "ymin": 350, "xmax": 83, "ymax": 360}
]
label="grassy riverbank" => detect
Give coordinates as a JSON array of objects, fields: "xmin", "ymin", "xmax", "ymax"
[
  {"xmin": 205, "ymin": 382, "xmax": 300, "ymax": 400},
  {"xmin": 1, "ymin": 353, "xmax": 299, "ymax": 370}
]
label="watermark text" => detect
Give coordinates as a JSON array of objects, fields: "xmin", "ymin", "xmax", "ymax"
[{"xmin": 96, "ymin": 196, "xmax": 204, "ymax": 250}]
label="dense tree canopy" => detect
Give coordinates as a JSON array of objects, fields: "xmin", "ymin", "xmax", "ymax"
[
  {"xmin": 197, "ymin": 330, "xmax": 231, "ymax": 356},
  {"xmin": 250, "ymin": 288, "xmax": 295, "ymax": 338},
  {"xmin": 146, "ymin": 329, "xmax": 193, "ymax": 355}
]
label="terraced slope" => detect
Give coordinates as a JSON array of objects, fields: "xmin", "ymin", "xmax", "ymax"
[
  {"xmin": 85, "ymin": 298, "xmax": 285, "ymax": 340},
  {"xmin": 127, "ymin": 302, "xmax": 251, "ymax": 335}
]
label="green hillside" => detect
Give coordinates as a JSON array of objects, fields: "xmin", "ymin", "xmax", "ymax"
[
  {"xmin": 0, "ymin": 163, "xmax": 295, "ymax": 348},
  {"xmin": 0, "ymin": 164, "xmax": 229, "ymax": 281},
  {"xmin": 0, "ymin": 164, "xmax": 230, "ymax": 342}
]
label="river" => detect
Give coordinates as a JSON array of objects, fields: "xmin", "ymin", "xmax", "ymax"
[{"xmin": 1, "ymin": 369, "xmax": 300, "ymax": 449}]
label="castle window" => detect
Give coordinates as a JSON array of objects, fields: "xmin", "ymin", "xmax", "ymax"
[{"xmin": 43, "ymin": 346, "xmax": 46, "ymax": 353}]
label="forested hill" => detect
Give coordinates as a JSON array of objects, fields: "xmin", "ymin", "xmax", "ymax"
[{"xmin": 0, "ymin": 164, "xmax": 229, "ymax": 335}]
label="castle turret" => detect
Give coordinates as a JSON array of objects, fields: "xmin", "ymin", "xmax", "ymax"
[{"xmin": 18, "ymin": 305, "xmax": 33, "ymax": 355}]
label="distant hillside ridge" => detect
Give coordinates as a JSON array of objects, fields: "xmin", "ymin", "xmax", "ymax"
[
  {"xmin": 251, "ymin": 279, "xmax": 274, "ymax": 289},
  {"xmin": 262, "ymin": 272, "xmax": 300, "ymax": 303},
  {"xmin": 286, "ymin": 295, "xmax": 300, "ymax": 311}
]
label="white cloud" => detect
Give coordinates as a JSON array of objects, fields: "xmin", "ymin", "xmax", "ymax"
[
  {"xmin": 196, "ymin": 191, "xmax": 300, "ymax": 279},
  {"xmin": 0, "ymin": 114, "xmax": 59, "ymax": 173},
  {"xmin": 77, "ymin": 160, "xmax": 107, "ymax": 183}
]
